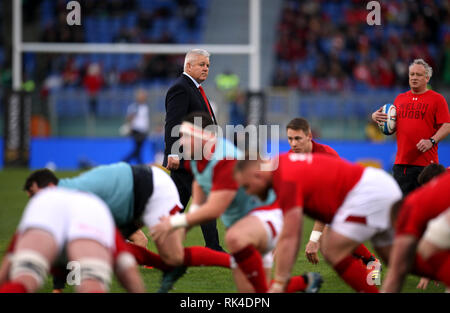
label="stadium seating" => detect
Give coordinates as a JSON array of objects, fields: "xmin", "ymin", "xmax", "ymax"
[
  {"xmin": 273, "ymin": 0, "xmax": 448, "ymax": 92},
  {"xmin": 3, "ymin": 0, "xmax": 450, "ymax": 138},
  {"xmin": 35, "ymin": 0, "xmax": 208, "ymax": 90}
]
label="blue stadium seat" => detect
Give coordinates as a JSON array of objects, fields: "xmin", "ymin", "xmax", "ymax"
[
  {"xmin": 298, "ymin": 99, "xmax": 312, "ymax": 118},
  {"xmin": 24, "ymin": 53, "xmax": 36, "ymax": 77},
  {"xmin": 125, "ymin": 13, "xmax": 138, "ymax": 28}
]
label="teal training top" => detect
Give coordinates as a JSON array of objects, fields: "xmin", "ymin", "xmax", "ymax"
[{"xmin": 58, "ymin": 162, "xmax": 134, "ymax": 229}]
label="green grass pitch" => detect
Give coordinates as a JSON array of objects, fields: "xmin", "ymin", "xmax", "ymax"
[{"xmin": 0, "ymin": 168, "xmax": 445, "ymax": 293}]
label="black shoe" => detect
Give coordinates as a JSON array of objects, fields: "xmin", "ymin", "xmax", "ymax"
[{"xmin": 157, "ymin": 266, "xmax": 187, "ymax": 293}]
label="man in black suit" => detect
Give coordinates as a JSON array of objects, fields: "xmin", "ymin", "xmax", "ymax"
[{"xmin": 163, "ymin": 49, "xmax": 223, "ymax": 251}]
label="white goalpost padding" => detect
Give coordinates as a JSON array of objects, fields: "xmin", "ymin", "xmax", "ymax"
[{"xmin": 12, "ymin": 0, "xmax": 261, "ymax": 92}]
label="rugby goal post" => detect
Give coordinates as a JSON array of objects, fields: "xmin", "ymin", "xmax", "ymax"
[
  {"xmin": 12, "ymin": 0, "xmax": 262, "ymax": 93},
  {"xmin": 8, "ymin": 0, "xmax": 265, "ymax": 166}
]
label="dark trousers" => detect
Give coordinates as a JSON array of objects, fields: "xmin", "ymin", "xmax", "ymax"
[
  {"xmin": 123, "ymin": 130, "xmax": 146, "ymax": 164},
  {"xmin": 392, "ymin": 164, "xmax": 425, "ymax": 196},
  {"xmin": 88, "ymin": 96, "xmax": 98, "ymax": 116},
  {"xmin": 170, "ymin": 168, "xmax": 223, "ymax": 251}
]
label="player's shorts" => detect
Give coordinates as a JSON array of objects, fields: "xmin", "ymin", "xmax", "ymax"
[
  {"xmin": 423, "ymin": 209, "xmax": 450, "ymax": 249},
  {"xmin": 142, "ymin": 166, "xmax": 184, "ymax": 228},
  {"xmin": 17, "ymin": 188, "xmax": 115, "ymax": 252},
  {"xmin": 249, "ymin": 206, "xmax": 283, "ymax": 268},
  {"xmin": 330, "ymin": 167, "xmax": 402, "ymax": 247}
]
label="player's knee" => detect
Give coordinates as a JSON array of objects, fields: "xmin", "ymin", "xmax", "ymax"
[
  {"xmin": 160, "ymin": 249, "xmax": 184, "ymax": 267},
  {"xmin": 320, "ymin": 240, "xmax": 339, "ymax": 263},
  {"xmin": 10, "ymin": 250, "xmax": 50, "ymax": 292},
  {"xmin": 115, "ymin": 252, "xmax": 137, "ymax": 274},
  {"xmin": 225, "ymin": 229, "xmax": 246, "ymax": 253},
  {"xmin": 262, "ymin": 253, "xmax": 274, "ymax": 269},
  {"xmin": 79, "ymin": 258, "xmax": 112, "ymax": 291}
]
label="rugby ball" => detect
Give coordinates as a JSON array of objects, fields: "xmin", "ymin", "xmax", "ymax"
[{"xmin": 379, "ymin": 103, "xmax": 397, "ymax": 135}]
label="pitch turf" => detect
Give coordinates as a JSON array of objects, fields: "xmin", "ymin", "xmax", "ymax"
[{"xmin": 0, "ymin": 168, "xmax": 445, "ymax": 293}]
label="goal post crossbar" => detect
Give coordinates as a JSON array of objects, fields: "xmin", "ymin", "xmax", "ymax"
[
  {"xmin": 20, "ymin": 43, "xmax": 255, "ymax": 55},
  {"xmin": 13, "ymin": 0, "xmax": 261, "ymax": 91}
]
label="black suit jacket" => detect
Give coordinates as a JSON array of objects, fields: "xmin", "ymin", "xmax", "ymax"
[{"xmin": 163, "ymin": 74, "xmax": 217, "ymax": 168}]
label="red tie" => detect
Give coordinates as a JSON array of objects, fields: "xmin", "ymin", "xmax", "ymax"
[{"xmin": 198, "ymin": 86, "xmax": 214, "ymax": 121}]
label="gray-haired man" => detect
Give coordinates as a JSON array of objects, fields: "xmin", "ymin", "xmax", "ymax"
[
  {"xmin": 371, "ymin": 58, "xmax": 450, "ymax": 195},
  {"xmin": 163, "ymin": 49, "xmax": 223, "ymax": 252}
]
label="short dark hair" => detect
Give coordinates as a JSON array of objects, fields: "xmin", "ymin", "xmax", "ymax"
[
  {"xmin": 286, "ymin": 118, "xmax": 311, "ymax": 133},
  {"xmin": 183, "ymin": 111, "xmax": 214, "ymax": 129},
  {"xmin": 417, "ymin": 164, "xmax": 446, "ymax": 186},
  {"xmin": 23, "ymin": 169, "xmax": 59, "ymax": 192}
]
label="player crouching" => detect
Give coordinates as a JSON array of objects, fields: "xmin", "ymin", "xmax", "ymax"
[
  {"xmin": 0, "ymin": 187, "xmax": 145, "ymax": 293},
  {"xmin": 234, "ymin": 153, "xmax": 402, "ymax": 293},
  {"xmin": 151, "ymin": 112, "xmax": 323, "ymax": 293},
  {"xmin": 382, "ymin": 171, "xmax": 450, "ymax": 292}
]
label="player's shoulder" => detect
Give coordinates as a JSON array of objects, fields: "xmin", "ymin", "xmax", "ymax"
[
  {"xmin": 213, "ymin": 159, "xmax": 237, "ymax": 173},
  {"xmin": 211, "ymin": 159, "xmax": 239, "ymax": 190},
  {"xmin": 401, "ymin": 179, "xmax": 436, "ymax": 216},
  {"xmin": 279, "ymin": 152, "xmax": 316, "ymax": 168},
  {"xmin": 424, "ymin": 170, "xmax": 450, "ymax": 194},
  {"xmin": 312, "ymin": 140, "xmax": 339, "ymax": 157},
  {"xmin": 426, "ymin": 89, "xmax": 447, "ymax": 103}
]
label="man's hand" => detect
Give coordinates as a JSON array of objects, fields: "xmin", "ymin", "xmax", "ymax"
[
  {"xmin": 416, "ymin": 277, "xmax": 430, "ymax": 290},
  {"xmin": 166, "ymin": 155, "xmax": 180, "ymax": 170},
  {"xmin": 128, "ymin": 229, "xmax": 148, "ymax": 248},
  {"xmin": 150, "ymin": 216, "xmax": 173, "ymax": 243},
  {"xmin": 416, "ymin": 139, "xmax": 433, "ymax": 153},
  {"xmin": 416, "ymin": 277, "xmax": 439, "ymax": 290},
  {"xmin": 305, "ymin": 241, "xmax": 320, "ymax": 264},
  {"xmin": 372, "ymin": 107, "xmax": 388, "ymax": 126}
]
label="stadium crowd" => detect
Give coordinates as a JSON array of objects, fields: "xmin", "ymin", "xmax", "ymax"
[
  {"xmin": 272, "ymin": 0, "xmax": 450, "ymax": 92},
  {"xmin": 16, "ymin": 0, "xmax": 208, "ymax": 90}
]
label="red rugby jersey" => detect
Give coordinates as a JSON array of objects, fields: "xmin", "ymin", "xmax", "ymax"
[
  {"xmin": 394, "ymin": 90, "xmax": 450, "ymax": 166},
  {"xmin": 288, "ymin": 140, "xmax": 340, "ymax": 157},
  {"xmin": 272, "ymin": 153, "xmax": 364, "ymax": 223},
  {"xmin": 396, "ymin": 171, "xmax": 450, "ymax": 239},
  {"xmin": 311, "ymin": 140, "xmax": 340, "ymax": 157}
]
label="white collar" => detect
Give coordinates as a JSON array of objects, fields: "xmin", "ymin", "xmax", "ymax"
[{"xmin": 183, "ymin": 72, "xmax": 201, "ymax": 88}]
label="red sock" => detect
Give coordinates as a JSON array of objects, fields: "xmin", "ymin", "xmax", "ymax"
[
  {"xmin": 0, "ymin": 281, "xmax": 28, "ymax": 293},
  {"xmin": 426, "ymin": 251, "xmax": 450, "ymax": 286},
  {"xmin": 184, "ymin": 247, "xmax": 230, "ymax": 268},
  {"xmin": 353, "ymin": 244, "xmax": 373, "ymax": 263},
  {"xmin": 232, "ymin": 245, "xmax": 268, "ymax": 293},
  {"xmin": 333, "ymin": 255, "xmax": 379, "ymax": 293},
  {"xmin": 285, "ymin": 275, "xmax": 307, "ymax": 293},
  {"xmin": 125, "ymin": 242, "xmax": 173, "ymax": 272}
]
